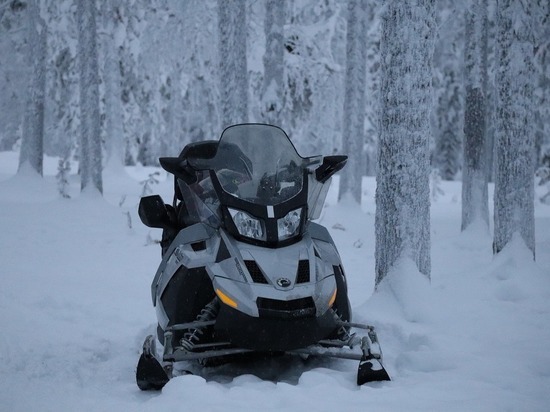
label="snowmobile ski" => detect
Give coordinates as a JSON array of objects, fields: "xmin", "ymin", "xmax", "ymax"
[
  {"xmin": 136, "ymin": 335, "xmax": 170, "ymax": 391},
  {"xmin": 357, "ymin": 355, "xmax": 391, "ymax": 385}
]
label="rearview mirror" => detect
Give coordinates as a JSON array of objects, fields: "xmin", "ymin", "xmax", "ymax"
[
  {"xmin": 315, "ymin": 155, "xmax": 348, "ymax": 183},
  {"xmin": 138, "ymin": 195, "xmax": 172, "ymax": 229},
  {"xmin": 159, "ymin": 157, "xmax": 197, "ymax": 184}
]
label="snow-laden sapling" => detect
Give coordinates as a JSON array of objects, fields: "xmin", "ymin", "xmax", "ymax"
[
  {"xmin": 140, "ymin": 171, "xmax": 160, "ymax": 197},
  {"xmin": 56, "ymin": 157, "xmax": 71, "ymax": 199},
  {"xmin": 431, "ymin": 169, "xmax": 445, "ymax": 202},
  {"xmin": 535, "ymin": 167, "xmax": 550, "ymax": 204}
]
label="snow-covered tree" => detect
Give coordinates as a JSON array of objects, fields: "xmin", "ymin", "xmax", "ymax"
[
  {"xmin": 218, "ymin": 0, "xmax": 248, "ymax": 127},
  {"xmin": 283, "ymin": 0, "xmax": 344, "ymax": 156},
  {"xmin": 493, "ymin": 0, "xmax": 536, "ymax": 257},
  {"xmin": 100, "ymin": 0, "xmax": 125, "ymax": 174},
  {"xmin": 260, "ymin": 0, "xmax": 285, "ymax": 125},
  {"xmin": 43, "ymin": 0, "xmax": 79, "ymax": 159},
  {"xmin": 364, "ymin": 2, "xmax": 382, "ymax": 177},
  {"xmin": 375, "ymin": 0, "xmax": 435, "ymax": 286},
  {"xmin": 434, "ymin": 66, "xmax": 462, "ymax": 180},
  {"xmin": 338, "ymin": 0, "xmax": 368, "ymax": 204},
  {"xmin": 178, "ymin": 1, "xmax": 219, "ymax": 145},
  {"xmin": 461, "ymin": 0, "xmax": 489, "ymax": 231},
  {"xmin": 115, "ymin": 0, "xmax": 147, "ymax": 165},
  {"xmin": 128, "ymin": 1, "xmax": 185, "ymax": 161},
  {"xmin": 77, "ymin": 0, "xmax": 102, "ymax": 193},
  {"xmin": 18, "ymin": 0, "xmax": 46, "ymax": 176},
  {"xmin": 432, "ymin": 0, "xmax": 464, "ymax": 182},
  {"xmin": 0, "ymin": 1, "xmax": 28, "ymax": 151},
  {"xmin": 533, "ymin": 0, "xmax": 550, "ymax": 168}
]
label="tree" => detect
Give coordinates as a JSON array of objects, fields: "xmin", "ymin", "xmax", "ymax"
[
  {"xmin": 461, "ymin": 0, "xmax": 489, "ymax": 231},
  {"xmin": 375, "ymin": 1, "xmax": 435, "ymax": 286},
  {"xmin": 0, "ymin": 1, "xmax": 28, "ymax": 151},
  {"xmin": 493, "ymin": 0, "xmax": 536, "ymax": 257},
  {"xmin": 338, "ymin": 0, "xmax": 368, "ymax": 204},
  {"xmin": 533, "ymin": 0, "xmax": 550, "ymax": 167},
  {"xmin": 260, "ymin": 0, "xmax": 285, "ymax": 125},
  {"xmin": 432, "ymin": 1, "xmax": 465, "ymax": 182},
  {"xmin": 282, "ymin": 0, "xmax": 343, "ymax": 156},
  {"xmin": 18, "ymin": 0, "xmax": 46, "ymax": 176},
  {"xmin": 218, "ymin": 0, "xmax": 248, "ymax": 127},
  {"xmin": 43, "ymin": 0, "xmax": 79, "ymax": 159},
  {"xmin": 77, "ymin": 0, "xmax": 102, "ymax": 193},
  {"xmin": 101, "ymin": 0, "xmax": 125, "ymax": 174},
  {"xmin": 434, "ymin": 66, "xmax": 462, "ymax": 180},
  {"xmin": 181, "ymin": 1, "xmax": 219, "ymax": 144}
]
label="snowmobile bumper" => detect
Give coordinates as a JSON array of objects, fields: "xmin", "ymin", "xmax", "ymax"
[{"xmin": 214, "ymin": 304, "xmax": 339, "ymax": 351}]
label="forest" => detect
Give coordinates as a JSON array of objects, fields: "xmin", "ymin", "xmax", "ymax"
[
  {"xmin": 2, "ymin": 0, "xmax": 549, "ymax": 277},
  {"xmin": 2, "ymin": 0, "xmax": 547, "ymax": 168}
]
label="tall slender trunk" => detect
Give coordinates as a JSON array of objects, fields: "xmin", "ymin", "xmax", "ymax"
[
  {"xmin": 462, "ymin": 0, "xmax": 489, "ymax": 231},
  {"xmin": 493, "ymin": 0, "xmax": 535, "ymax": 257},
  {"xmin": 19, "ymin": 0, "xmax": 46, "ymax": 176},
  {"xmin": 375, "ymin": 1, "xmax": 435, "ymax": 286}
]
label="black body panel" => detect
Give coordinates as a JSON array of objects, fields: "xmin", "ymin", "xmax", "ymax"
[
  {"xmin": 214, "ymin": 304, "xmax": 338, "ymax": 351},
  {"xmin": 159, "ymin": 265, "xmax": 215, "ymax": 341}
]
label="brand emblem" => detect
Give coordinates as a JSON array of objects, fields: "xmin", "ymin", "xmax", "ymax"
[{"xmin": 276, "ymin": 277, "xmax": 292, "ymax": 288}]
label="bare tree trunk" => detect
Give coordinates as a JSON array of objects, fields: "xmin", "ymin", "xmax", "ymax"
[
  {"xmin": 218, "ymin": 0, "xmax": 248, "ymax": 127},
  {"xmin": 462, "ymin": 0, "xmax": 489, "ymax": 231},
  {"xmin": 493, "ymin": 0, "xmax": 535, "ymax": 257},
  {"xmin": 19, "ymin": 0, "xmax": 45, "ymax": 176},
  {"xmin": 77, "ymin": 0, "xmax": 102, "ymax": 193},
  {"xmin": 261, "ymin": 0, "xmax": 285, "ymax": 125},
  {"xmin": 375, "ymin": 1, "xmax": 435, "ymax": 286},
  {"xmin": 339, "ymin": 0, "xmax": 368, "ymax": 205},
  {"xmin": 102, "ymin": 0, "xmax": 125, "ymax": 175}
]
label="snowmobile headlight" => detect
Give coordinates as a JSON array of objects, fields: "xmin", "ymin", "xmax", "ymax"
[
  {"xmin": 277, "ymin": 208, "xmax": 302, "ymax": 240},
  {"xmin": 228, "ymin": 208, "xmax": 265, "ymax": 241}
]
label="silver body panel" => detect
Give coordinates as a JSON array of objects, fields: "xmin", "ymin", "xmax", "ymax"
[{"xmin": 152, "ymin": 221, "xmax": 343, "ymax": 331}]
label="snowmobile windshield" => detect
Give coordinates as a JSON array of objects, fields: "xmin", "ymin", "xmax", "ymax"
[{"xmin": 209, "ymin": 124, "xmax": 305, "ymax": 206}]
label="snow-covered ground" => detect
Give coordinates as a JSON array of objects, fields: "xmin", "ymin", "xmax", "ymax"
[{"xmin": 1, "ymin": 152, "xmax": 550, "ymax": 412}]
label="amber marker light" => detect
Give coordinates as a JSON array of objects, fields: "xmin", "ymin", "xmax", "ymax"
[
  {"xmin": 329, "ymin": 288, "xmax": 338, "ymax": 307},
  {"xmin": 216, "ymin": 288, "xmax": 239, "ymax": 309}
]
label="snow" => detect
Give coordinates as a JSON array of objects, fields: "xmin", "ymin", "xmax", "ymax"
[{"xmin": 1, "ymin": 151, "xmax": 550, "ymax": 411}]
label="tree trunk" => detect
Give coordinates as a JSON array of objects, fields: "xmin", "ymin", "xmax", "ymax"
[
  {"xmin": 338, "ymin": 0, "xmax": 368, "ymax": 204},
  {"xmin": 462, "ymin": 0, "xmax": 489, "ymax": 231},
  {"xmin": 102, "ymin": 0, "xmax": 125, "ymax": 174},
  {"xmin": 18, "ymin": 0, "xmax": 45, "ymax": 176},
  {"xmin": 493, "ymin": 0, "xmax": 535, "ymax": 257},
  {"xmin": 218, "ymin": 0, "xmax": 248, "ymax": 127},
  {"xmin": 261, "ymin": 0, "xmax": 285, "ymax": 125},
  {"xmin": 375, "ymin": 1, "xmax": 435, "ymax": 286},
  {"xmin": 77, "ymin": 0, "xmax": 102, "ymax": 193}
]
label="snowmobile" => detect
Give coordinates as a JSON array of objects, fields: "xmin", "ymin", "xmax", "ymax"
[{"xmin": 136, "ymin": 123, "xmax": 390, "ymax": 390}]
